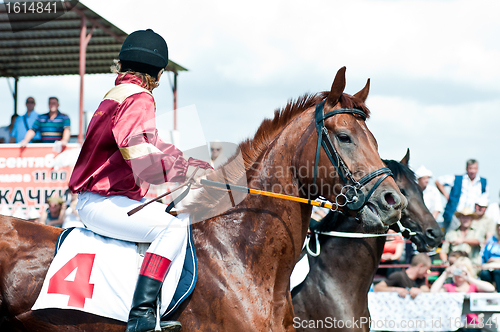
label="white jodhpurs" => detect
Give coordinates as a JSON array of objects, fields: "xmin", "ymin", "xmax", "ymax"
[{"xmin": 75, "ymin": 191, "xmax": 187, "ymax": 261}]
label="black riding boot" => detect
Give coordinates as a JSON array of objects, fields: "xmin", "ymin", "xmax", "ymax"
[{"xmin": 126, "ymin": 253, "xmax": 182, "ymax": 332}]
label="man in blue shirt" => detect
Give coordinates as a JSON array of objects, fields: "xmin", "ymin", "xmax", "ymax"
[
  {"xmin": 436, "ymin": 159, "xmax": 488, "ymax": 231},
  {"xmin": 19, "ymin": 97, "xmax": 70, "ymax": 147},
  {"xmin": 9, "ymin": 97, "xmax": 41, "ymax": 143},
  {"xmin": 479, "ymin": 221, "xmax": 500, "ymax": 291}
]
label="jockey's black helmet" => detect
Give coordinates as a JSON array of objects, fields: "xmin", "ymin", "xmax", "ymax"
[{"xmin": 119, "ymin": 29, "xmax": 168, "ymax": 77}]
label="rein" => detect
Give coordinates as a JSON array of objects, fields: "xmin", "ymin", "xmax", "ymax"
[
  {"xmin": 312, "ymin": 100, "xmax": 393, "ymax": 211},
  {"xmin": 305, "ymin": 220, "xmax": 416, "ymax": 257}
]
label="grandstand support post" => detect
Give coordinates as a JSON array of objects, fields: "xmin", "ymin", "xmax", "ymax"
[
  {"xmin": 13, "ymin": 77, "xmax": 18, "ymax": 115},
  {"xmin": 173, "ymin": 71, "xmax": 178, "ymax": 131},
  {"xmin": 78, "ymin": 16, "xmax": 93, "ymax": 144}
]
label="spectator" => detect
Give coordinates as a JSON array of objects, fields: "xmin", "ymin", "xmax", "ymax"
[
  {"xmin": 0, "ymin": 114, "xmax": 18, "ymax": 143},
  {"xmin": 19, "ymin": 97, "xmax": 71, "ymax": 148},
  {"xmin": 431, "ymin": 256, "xmax": 494, "ymax": 293},
  {"xmin": 448, "ymin": 250, "xmax": 469, "ymax": 266},
  {"xmin": 9, "ymin": 97, "xmax": 41, "ymax": 143},
  {"xmin": 38, "ymin": 195, "xmax": 65, "ymax": 228},
  {"xmin": 378, "ymin": 229, "xmax": 405, "ymax": 277},
  {"xmin": 479, "ymin": 220, "xmax": 500, "ymax": 292},
  {"xmin": 439, "ymin": 207, "xmax": 486, "ymax": 266},
  {"xmin": 485, "ymin": 191, "xmax": 500, "ymax": 226},
  {"xmin": 474, "ymin": 196, "xmax": 495, "ymax": 240},
  {"xmin": 374, "ymin": 253, "xmax": 432, "ymax": 298},
  {"xmin": 443, "ymin": 251, "xmax": 469, "ymax": 284},
  {"xmin": 431, "ymin": 257, "xmax": 494, "ymax": 329},
  {"xmin": 435, "ymin": 159, "xmax": 488, "ymax": 232},
  {"xmin": 209, "ymin": 141, "xmax": 228, "ymax": 169},
  {"xmin": 415, "ymin": 165, "xmax": 443, "ymax": 220}
]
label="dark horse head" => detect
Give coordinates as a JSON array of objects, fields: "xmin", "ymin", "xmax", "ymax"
[
  {"xmin": 385, "ymin": 149, "xmax": 444, "ymax": 250},
  {"xmin": 292, "ymin": 151, "xmax": 443, "ymax": 332}
]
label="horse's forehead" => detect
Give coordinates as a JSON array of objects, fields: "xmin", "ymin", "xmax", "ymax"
[
  {"xmin": 394, "ymin": 171, "xmax": 418, "ymax": 192},
  {"xmin": 326, "ymin": 114, "xmax": 375, "ymax": 144}
]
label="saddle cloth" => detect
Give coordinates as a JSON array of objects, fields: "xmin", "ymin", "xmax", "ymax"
[{"xmin": 32, "ymin": 213, "xmax": 198, "ymax": 322}]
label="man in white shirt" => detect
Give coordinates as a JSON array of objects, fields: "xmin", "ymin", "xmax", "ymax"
[
  {"xmin": 474, "ymin": 196, "xmax": 496, "ymax": 240},
  {"xmin": 435, "ymin": 159, "xmax": 488, "ymax": 232},
  {"xmin": 416, "ymin": 165, "xmax": 442, "ymax": 220},
  {"xmin": 485, "ymin": 192, "xmax": 500, "ymax": 226}
]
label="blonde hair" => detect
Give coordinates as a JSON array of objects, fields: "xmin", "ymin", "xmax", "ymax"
[
  {"xmin": 110, "ymin": 59, "xmax": 159, "ymax": 91},
  {"xmin": 453, "ymin": 256, "xmax": 476, "ymax": 278},
  {"xmin": 47, "ymin": 195, "xmax": 64, "ymax": 205}
]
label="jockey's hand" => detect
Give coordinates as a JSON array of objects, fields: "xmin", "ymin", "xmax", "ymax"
[{"xmin": 186, "ymin": 166, "xmax": 213, "ymax": 189}]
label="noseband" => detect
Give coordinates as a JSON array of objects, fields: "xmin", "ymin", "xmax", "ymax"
[{"xmin": 312, "ymin": 100, "xmax": 393, "ymax": 211}]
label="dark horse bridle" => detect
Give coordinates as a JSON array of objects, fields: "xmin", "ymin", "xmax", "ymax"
[{"xmin": 312, "ymin": 100, "xmax": 393, "ymax": 212}]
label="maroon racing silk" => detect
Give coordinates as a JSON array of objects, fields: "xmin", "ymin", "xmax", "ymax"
[{"xmin": 69, "ymin": 73, "xmax": 211, "ymax": 201}]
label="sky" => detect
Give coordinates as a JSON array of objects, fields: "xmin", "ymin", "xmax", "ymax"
[{"xmin": 1, "ymin": 0, "xmax": 499, "ymax": 207}]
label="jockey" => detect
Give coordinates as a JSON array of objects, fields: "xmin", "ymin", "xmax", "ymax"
[{"xmin": 69, "ymin": 29, "xmax": 212, "ymax": 332}]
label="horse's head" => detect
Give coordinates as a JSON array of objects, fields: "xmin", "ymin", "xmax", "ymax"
[
  {"xmin": 387, "ymin": 150, "xmax": 444, "ymax": 251},
  {"xmin": 297, "ymin": 67, "xmax": 407, "ymax": 233}
]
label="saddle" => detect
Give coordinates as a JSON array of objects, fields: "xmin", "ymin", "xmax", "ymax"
[{"xmin": 32, "ymin": 215, "xmax": 197, "ymax": 322}]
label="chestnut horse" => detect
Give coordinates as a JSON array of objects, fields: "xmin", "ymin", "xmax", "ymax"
[
  {"xmin": 0, "ymin": 67, "xmax": 406, "ymax": 331},
  {"xmin": 291, "ymin": 151, "xmax": 444, "ymax": 332}
]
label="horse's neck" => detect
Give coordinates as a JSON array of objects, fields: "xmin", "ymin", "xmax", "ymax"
[
  {"xmin": 312, "ymin": 219, "xmax": 386, "ymax": 295},
  {"xmin": 193, "ymin": 147, "xmax": 310, "ymax": 290}
]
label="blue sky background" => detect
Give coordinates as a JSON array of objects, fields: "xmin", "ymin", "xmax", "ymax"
[{"xmin": 1, "ymin": 0, "xmax": 499, "ymax": 209}]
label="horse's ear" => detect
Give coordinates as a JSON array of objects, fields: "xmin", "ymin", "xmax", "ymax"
[
  {"xmin": 326, "ymin": 67, "xmax": 346, "ymax": 107},
  {"xmin": 400, "ymin": 148, "xmax": 410, "ymax": 165},
  {"xmin": 354, "ymin": 78, "xmax": 370, "ymax": 103}
]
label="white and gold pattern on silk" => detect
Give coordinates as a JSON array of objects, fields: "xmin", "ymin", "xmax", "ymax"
[
  {"xmin": 103, "ymin": 83, "xmax": 151, "ymax": 104},
  {"xmin": 119, "ymin": 143, "xmax": 162, "ymax": 160}
]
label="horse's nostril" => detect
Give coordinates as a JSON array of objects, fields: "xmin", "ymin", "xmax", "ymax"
[
  {"xmin": 426, "ymin": 228, "xmax": 442, "ymax": 240},
  {"xmin": 426, "ymin": 229, "xmax": 436, "ymax": 239},
  {"xmin": 384, "ymin": 193, "xmax": 396, "ymax": 206}
]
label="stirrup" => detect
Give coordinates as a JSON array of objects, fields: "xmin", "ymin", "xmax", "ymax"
[{"xmin": 159, "ymin": 320, "xmax": 182, "ymax": 331}]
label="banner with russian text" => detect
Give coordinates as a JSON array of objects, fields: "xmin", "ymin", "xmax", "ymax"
[{"xmin": 0, "ymin": 143, "xmax": 81, "ymax": 218}]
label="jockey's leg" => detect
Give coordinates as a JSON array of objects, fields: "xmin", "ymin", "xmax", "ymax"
[
  {"xmin": 75, "ymin": 192, "xmax": 186, "ymax": 243},
  {"xmin": 75, "ymin": 192, "xmax": 185, "ymax": 331},
  {"xmin": 126, "ymin": 251, "xmax": 181, "ymax": 332}
]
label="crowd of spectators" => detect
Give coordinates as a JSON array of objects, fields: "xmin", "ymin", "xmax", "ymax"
[
  {"xmin": 372, "ymin": 158, "xmax": 500, "ymax": 302},
  {"xmin": 0, "ymin": 96, "xmax": 71, "ymax": 147},
  {"xmin": 0, "ymin": 96, "xmax": 77, "ymax": 227}
]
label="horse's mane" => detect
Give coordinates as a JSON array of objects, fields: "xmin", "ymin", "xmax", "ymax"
[
  {"xmin": 186, "ymin": 92, "xmax": 371, "ymax": 219},
  {"xmin": 382, "ymin": 159, "xmax": 417, "ymax": 184},
  {"xmin": 311, "ymin": 158, "xmax": 415, "ymax": 233}
]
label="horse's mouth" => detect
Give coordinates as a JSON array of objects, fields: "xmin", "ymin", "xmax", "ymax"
[
  {"xmin": 408, "ymin": 232, "xmax": 438, "ymax": 252},
  {"xmin": 367, "ymin": 203, "xmax": 379, "ymax": 217},
  {"xmin": 358, "ymin": 202, "xmax": 388, "ymax": 234}
]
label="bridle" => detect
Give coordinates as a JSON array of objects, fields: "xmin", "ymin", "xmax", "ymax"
[
  {"xmin": 305, "ymin": 220, "xmax": 416, "ymax": 257},
  {"xmin": 312, "ymin": 100, "xmax": 393, "ymax": 212}
]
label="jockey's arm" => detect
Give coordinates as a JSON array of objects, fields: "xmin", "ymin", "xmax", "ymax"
[{"xmin": 112, "ymin": 93, "xmax": 212, "ymax": 185}]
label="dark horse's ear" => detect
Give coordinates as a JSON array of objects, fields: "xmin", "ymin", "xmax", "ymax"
[
  {"xmin": 326, "ymin": 67, "xmax": 346, "ymax": 107},
  {"xmin": 400, "ymin": 148, "xmax": 410, "ymax": 165},
  {"xmin": 353, "ymin": 78, "xmax": 370, "ymax": 103}
]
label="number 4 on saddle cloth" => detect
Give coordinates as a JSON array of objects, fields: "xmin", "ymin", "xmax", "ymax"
[{"xmin": 32, "ymin": 213, "xmax": 197, "ymax": 322}]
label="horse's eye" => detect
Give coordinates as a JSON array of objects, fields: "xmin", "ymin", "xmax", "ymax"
[
  {"xmin": 400, "ymin": 188, "xmax": 407, "ymax": 196},
  {"xmin": 337, "ymin": 134, "xmax": 351, "ymax": 143}
]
